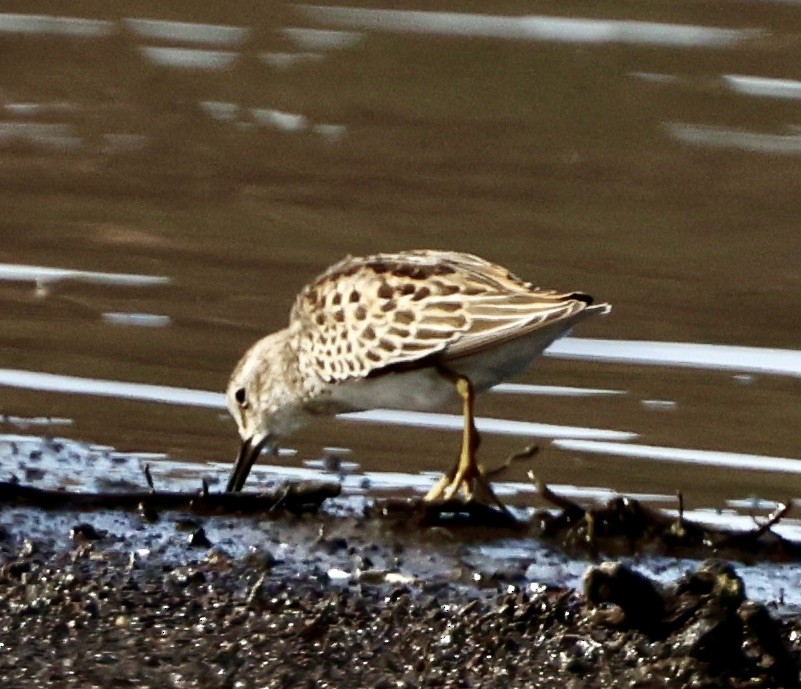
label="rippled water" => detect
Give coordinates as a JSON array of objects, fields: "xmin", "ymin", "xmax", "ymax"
[{"xmin": 1, "ymin": 0, "xmax": 800, "ymax": 534}]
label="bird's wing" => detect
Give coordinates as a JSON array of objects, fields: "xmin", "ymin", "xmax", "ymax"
[{"xmin": 290, "ymin": 250, "xmax": 599, "ymax": 384}]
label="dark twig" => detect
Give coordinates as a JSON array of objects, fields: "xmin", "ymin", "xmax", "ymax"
[
  {"xmin": 716, "ymin": 500, "xmax": 793, "ymax": 548},
  {"xmin": 143, "ymin": 464, "xmax": 155, "ymax": 493},
  {"xmin": 528, "ymin": 471, "xmax": 585, "ymax": 514},
  {"xmin": 485, "ymin": 444, "xmax": 539, "ymax": 480},
  {"xmin": 269, "ymin": 485, "xmax": 291, "ymax": 514}
]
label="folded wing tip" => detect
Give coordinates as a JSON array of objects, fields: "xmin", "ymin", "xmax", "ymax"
[{"xmin": 590, "ymin": 302, "xmax": 612, "ymax": 316}]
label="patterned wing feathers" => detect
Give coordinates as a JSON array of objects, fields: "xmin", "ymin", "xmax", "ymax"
[{"xmin": 290, "ymin": 251, "xmax": 599, "ymax": 384}]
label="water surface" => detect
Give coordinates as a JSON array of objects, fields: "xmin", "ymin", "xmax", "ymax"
[{"xmin": 0, "ymin": 0, "xmax": 800, "ymax": 527}]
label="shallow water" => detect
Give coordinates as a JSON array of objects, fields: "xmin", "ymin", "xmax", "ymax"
[{"xmin": 0, "ymin": 0, "xmax": 800, "ymax": 565}]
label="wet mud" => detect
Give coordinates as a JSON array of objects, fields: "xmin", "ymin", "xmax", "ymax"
[
  {"xmin": 2, "ymin": 504, "xmax": 800, "ymax": 688},
  {"xmin": 1, "ymin": 436, "xmax": 800, "ymax": 688}
]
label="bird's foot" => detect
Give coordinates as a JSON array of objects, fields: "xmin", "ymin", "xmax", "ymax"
[
  {"xmin": 426, "ymin": 465, "xmax": 512, "ymax": 517},
  {"xmin": 423, "ymin": 473, "xmax": 453, "ymax": 502}
]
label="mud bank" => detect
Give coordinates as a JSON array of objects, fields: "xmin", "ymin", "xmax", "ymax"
[
  {"xmin": 1, "ymin": 530, "xmax": 799, "ymax": 688},
  {"xmin": 2, "ymin": 436, "xmax": 800, "ymax": 687}
]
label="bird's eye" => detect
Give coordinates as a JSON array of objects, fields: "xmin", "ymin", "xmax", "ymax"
[{"xmin": 234, "ymin": 387, "xmax": 248, "ymax": 408}]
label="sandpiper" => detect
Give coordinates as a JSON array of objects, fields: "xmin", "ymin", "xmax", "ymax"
[{"xmin": 225, "ymin": 250, "xmax": 610, "ymax": 507}]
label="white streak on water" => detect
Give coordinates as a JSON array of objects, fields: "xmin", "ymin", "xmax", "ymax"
[
  {"xmin": 640, "ymin": 399, "xmax": 677, "ymax": 411},
  {"xmin": 251, "ymin": 108, "xmax": 308, "ymax": 132},
  {"xmin": 492, "ymin": 383, "xmax": 626, "ymax": 397},
  {"xmin": 723, "ymin": 74, "xmax": 801, "ymax": 100},
  {"xmin": 2, "ymin": 416, "xmax": 73, "ymax": 428},
  {"xmin": 0, "ymin": 14, "xmax": 112, "ymax": 37},
  {"xmin": 726, "ymin": 497, "xmax": 784, "ymax": 510},
  {"xmin": 665, "ymin": 122, "xmax": 801, "ymax": 155},
  {"xmin": 139, "ymin": 47, "xmax": 237, "ymax": 70},
  {"xmin": 0, "ymin": 122, "xmax": 82, "ymax": 151},
  {"xmin": 5, "ymin": 102, "xmax": 75, "ymax": 117},
  {"xmin": 546, "ymin": 338, "xmax": 801, "ymax": 378},
  {"xmin": 313, "ymin": 123, "xmax": 347, "ymax": 140},
  {"xmin": 304, "ymin": 459, "xmax": 360, "ymax": 471},
  {"xmin": 297, "ymin": 6, "xmax": 761, "ymax": 47},
  {"xmin": 0, "ymin": 370, "xmax": 225, "ymax": 408},
  {"xmin": 125, "ymin": 18, "xmax": 249, "ymax": 45},
  {"xmin": 282, "ymin": 27, "xmax": 363, "ymax": 50},
  {"xmin": 101, "ymin": 313, "xmax": 172, "ymax": 327},
  {"xmin": 486, "ymin": 480, "xmax": 676, "ymax": 503},
  {"xmin": 200, "ymin": 101, "xmax": 240, "ymax": 122},
  {"xmin": 628, "ymin": 71, "xmax": 678, "ymax": 84},
  {"xmin": 0, "ymin": 263, "xmax": 169, "ymax": 288},
  {"xmin": 553, "ymin": 439, "xmax": 801, "ymax": 474}
]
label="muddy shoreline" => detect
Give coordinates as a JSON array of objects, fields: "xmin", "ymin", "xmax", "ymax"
[
  {"xmin": 2, "ymin": 508, "xmax": 800, "ymax": 688},
  {"xmin": 1, "ymin": 432, "xmax": 800, "ymax": 688}
]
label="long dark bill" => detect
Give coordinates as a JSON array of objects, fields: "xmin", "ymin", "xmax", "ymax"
[{"xmin": 226, "ymin": 435, "xmax": 270, "ymax": 493}]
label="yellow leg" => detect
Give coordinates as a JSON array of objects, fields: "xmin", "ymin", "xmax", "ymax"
[
  {"xmin": 424, "ymin": 372, "xmax": 509, "ymax": 512},
  {"xmin": 442, "ymin": 377, "xmax": 480, "ymax": 500}
]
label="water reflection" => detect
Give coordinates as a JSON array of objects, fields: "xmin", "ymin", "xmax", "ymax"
[
  {"xmin": 666, "ymin": 123, "xmax": 801, "ymax": 155},
  {"xmin": 251, "ymin": 108, "xmax": 308, "ymax": 132},
  {"xmin": 0, "ymin": 369, "xmax": 223, "ymax": 408},
  {"xmin": 200, "ymin": 101, "xmax": 240, "ymax": 122},
  {"xmin": 0, "ymin": 122, "xmax": 81, "ymax": 151},
  {"xmin": 723, "ymin": 74, "xmax": 801, "ymax": 101},
  {"xmin": 124, "ymin": 18, "xmax": 249, "ymax": 46},
  {"xmin": 554, "ymin": 439, "xmax": 801, "ymax": 475},
  {"xmin": 0, "ymin": 13, "xmax": 111, "ymax": 37},
  {"xmin": 0, "ymin": 263, "xmax": 170, "ymax": 289},
  {"xmin": 259, "ymin": 52, "xmax": 324, "ymax": 69},
  {"xmin": 101, "ymin": 313, "xmax": 172, "ymax": 327},
  {"xmin": 281, "ymin": 27, "xmax": 363, "ymax": 50},
  {"xmin": 139, "ymin": 47, "xmax": 238, "ymax": 70},
  {"xmin": 297, "ymin": 5, "xmax": 762, "ymax": 47},
  {"xmin": 547, "ymin": 339, "xmax": 801, "ymax": 377},
  {"xmin": 492, "ymin": 383, "xmax": 626, "ymax": 397}
]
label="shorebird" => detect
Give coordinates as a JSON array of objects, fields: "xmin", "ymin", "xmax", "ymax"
[{"xmin": 225, "ymin": 250, "xmax": 609, "ymax": 507}]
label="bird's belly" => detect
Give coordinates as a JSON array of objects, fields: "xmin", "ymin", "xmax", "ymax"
[
  {"xmin": 329, "ymin": 367, "xmax": 459, "ymax": 413},
  {"xmin": 446, "ymin": 328, "xmax": 560, "ymax": 391}
]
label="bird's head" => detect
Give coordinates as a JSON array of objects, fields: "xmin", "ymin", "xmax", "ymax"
[{"xmin": 224, "ymin": 329, "xmax": 310, "ymax": 492}]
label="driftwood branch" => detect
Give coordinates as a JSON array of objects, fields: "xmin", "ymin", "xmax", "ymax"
[
  {"xmin": 0, "ymin": 480, "xmax": 341, "ymax": 516},
  {"xmin": 529, "ymin": 471, "xmax": 585, "ymax": 516},
  {"xmin": 529, "ymin": 473, "xmax": 801, "ymax": 561},
  {"xmin": 715, "ymin": 500, "xmax": 793, "ymax": 549}
]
